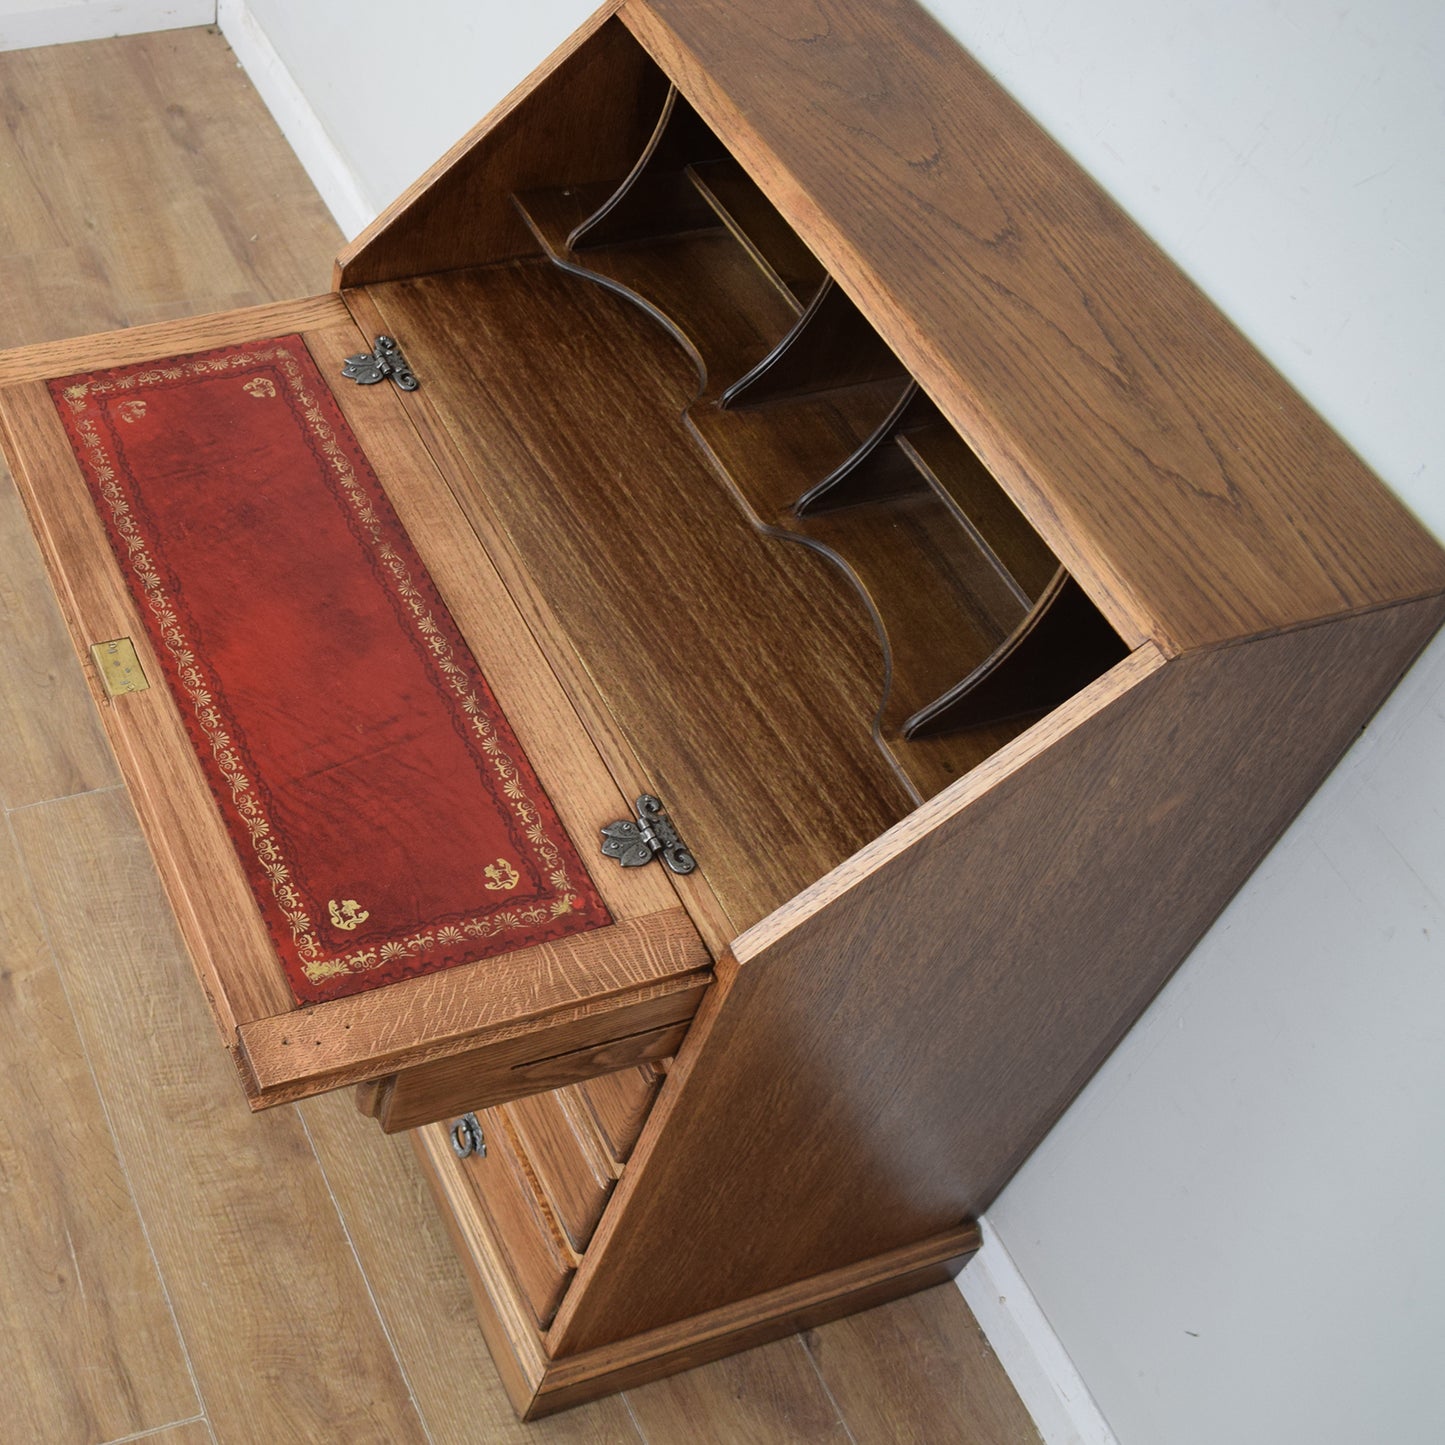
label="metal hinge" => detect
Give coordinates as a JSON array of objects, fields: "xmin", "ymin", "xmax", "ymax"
[
  {"xmin": 600, "ymin": 794, "xmax": 696, "ymax": 875},
  {"xmin": 341, "ymin": 334, "xmax": 419, "ymax": 391}
]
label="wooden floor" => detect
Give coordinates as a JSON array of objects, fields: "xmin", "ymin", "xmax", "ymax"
[{"xmin": 0, "ymin": 27, "xmax": 1039, "ymax": 1445}]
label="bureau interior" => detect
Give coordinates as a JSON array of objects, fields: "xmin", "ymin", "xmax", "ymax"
[{"xmin": 357, "ymin": 23, "xmax": 1127, "ymax": 930}]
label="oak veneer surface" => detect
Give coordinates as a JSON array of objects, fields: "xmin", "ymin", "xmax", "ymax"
[
  {"xmin": 623, "ymin": 0, "xmax": 1445, "ymax": 653},
  {"xmin": 554, "ymin": 596, "xmax": 1445, "ymax": 1347},
  {"xmin": 0, "ymin": 25, "xmax": 1032, "ymax": 1443},
  {"xmin": 574, "ymin": 1063, "xmax": 664, "ymax": 1164},
  {"xmin": 368, "ymin": 261, "xmax": 916, "ymax": 932},
  {"xmin": 506, "ymin": 1087, "xmax": 618, "ymax": 1252}
]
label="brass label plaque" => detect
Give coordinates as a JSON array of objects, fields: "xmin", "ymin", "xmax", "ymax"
[{"xmin": 90, "ymin": 637, "xmax": 150, "ymax": 697}]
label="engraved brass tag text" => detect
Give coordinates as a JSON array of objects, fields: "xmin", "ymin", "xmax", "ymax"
[{"xmin": 90, "ymin": 637, "xmax": 150, "ymax": 697}]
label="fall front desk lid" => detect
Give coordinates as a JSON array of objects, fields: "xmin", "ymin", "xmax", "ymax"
[{"xmin": 50, "ymin": 334, "xmax": 611, "ymax": 1007}]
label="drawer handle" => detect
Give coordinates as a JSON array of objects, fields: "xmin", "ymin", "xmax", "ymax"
[{"xmin": 449, "ymin": 1112, "xmax": 485, "ymax": 1159}]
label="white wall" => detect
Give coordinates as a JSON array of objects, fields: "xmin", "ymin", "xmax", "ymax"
[
  {"xmin": 216, "ymin": 3, "xmax": 1445, "ymax": 1442},
  {"xmin": 0, "ymin": 0, "xmax": 212, "ymax": 49},
  {"xmin": 221, "ymin": 0, "xmax": 598, "ymax": 235},
  {"xmin": 924, "ymin": 2, "xmax": 1445, "ymax": 1442}
]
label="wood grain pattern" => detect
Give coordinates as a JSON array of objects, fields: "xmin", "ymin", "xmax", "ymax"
[
  {"xmin": 236, "ymin": 913, "xmax": 707, "ymax": 1105},
  {"xmin": 623, "ymin": 0, "xmax": 1445, "ymax": 652},
  {"xmin": 506, "ymin": 1087, "xmax": 619, "ymax": 1253},
  {"xmin": 805, "ymin": 1286, "xmax": 1044, "ymax": 1444},
  {"xmin": 337, "ymin": 10, "xmax": 646, "ymax": 286},
  {"xmin": 573, "ymin": 1064, "xmax": 664, "ymax": 1166},
  {"xmin": 416, "ymin": 1112, "xmax": 977, "ymax": 1419},
  {"xmin": 119, "ymin": 1423, "xmax": 214, "ymax": 1445},
  {"xmin": 0, "ymin": 29, "xmax": 336, "ymax": 343},
  {"xmin": 11, "ymin": 788, "xmax": 426, "ymax": 1443},
  {"xmin": 414, "ymin": 1122, "xmax": 559, "ymax": 1417},
  {"xmin": 301, "ymin": 1090, "xmax": 642, "ymax": 1444},
  {"xmin": 0, "ymin": 24, "xmax": 1035, "ymax": 1439},
  {"xmin": 623, "ymin": 1335, "xmax": 852, "ymax": 1443},
  {"xmin": 0, "ymin": 465, "xmax": 118, "ymax": 809},
  {"xmin": 461, "ymin": 1107, "xmax": 579, "ymax": 1328},
  {"xmin": 0, "ymin": 814, "xmax": 197, "ymax": 1445},
  {"xmin": 303, "ymin": 321, "xmax": 684, "ymax": 926},
  {"xmin": 534, "ymin": 1229, "xmax": 977, "ymax": 1416},
  {"xmin": 554, "ymin": 598, "xmax": 1445, "ymax": 1349},
  {"xmin": 0, "ymin": 310, "xmax": 710, "ymax": 1105},
  {"xmin": 368, "ymin": 1012, "xmax": 692, "ymax": 1135},
  {"xmin": 0, "ymin": 295, "xmax": 346, "ymax": 387},
  {"xmin": 340, "ymin": 282, "xmax": 740, "ymax": 962},
  {"xmin": 365, "ymin": 261, "xmax": 914, "ymax": 932}
]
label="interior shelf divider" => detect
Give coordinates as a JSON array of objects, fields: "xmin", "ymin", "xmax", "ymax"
[
  {"xmin": 795, "ymin": 383, "xmax": 934, "ymax": 513},
  {"xmin": 720, "ymin": 277, "xmax": 909, "ymax": 408},
  {"xmin": 902, "ymin": 575, "xmax": 1128, "ymax": 736},
  {"xmin": 569, "ymin": 85, "xmax": 727, "ymax": 250}
]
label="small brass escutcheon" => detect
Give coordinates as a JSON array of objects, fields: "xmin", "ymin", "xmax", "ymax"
[{"xmin": 90, "ymin": 637, "xmax": 149, "ymax": 697}]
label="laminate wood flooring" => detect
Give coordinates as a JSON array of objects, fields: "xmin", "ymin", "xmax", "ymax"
[{"xmin": 0, "ymin": 25, "xmax": 1040, "ymax": 1445}]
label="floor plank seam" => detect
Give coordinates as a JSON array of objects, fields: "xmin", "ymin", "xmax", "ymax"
[
  {"xmin": 795, "ymin": 1331, "xmax": 861, "ymax": 1445},
  {"xmin": 5, "ymin": 778, "xmax": 127, "ymax": 816},
  {"xmin": 294, "ymin": 1104, "xmax": 437, "ymax": 1445},
  {"xmin": 98, "ymin": 1414, "xmax": 210, "ymax": 1445},
  {"xmin": 4, "ymin": 801, "xmax": 213, "ymax": 1433},
  {"xmin": 621, "ymin": 1389, "xmax": 654, "ymax": 1444}
]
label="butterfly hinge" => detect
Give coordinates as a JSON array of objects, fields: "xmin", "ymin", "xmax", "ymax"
[
  {"xmin": 600, "ymin": 794, "xmax": 696, "ymax": 875},
  {"xmin": 341, "ymin": 334, "xmax": 419, "ymax": 391}
]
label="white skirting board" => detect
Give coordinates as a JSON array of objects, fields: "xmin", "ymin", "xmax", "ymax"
[
  {"xmin": 957, "ymin": 1217, "xmax": 1119, "ymax": 1445},
  {"xmin": 215, "ymin": 0, "xmax": 375, "ymax": 240},
  {"xmin": 0, "ymin": 0, "xmax": 214, "ymax": 49}
]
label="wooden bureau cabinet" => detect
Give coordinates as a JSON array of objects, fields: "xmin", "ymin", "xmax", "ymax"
[{"xmin": 3, "ymin": 0, "xmax": 1443, "ymax": 1419}]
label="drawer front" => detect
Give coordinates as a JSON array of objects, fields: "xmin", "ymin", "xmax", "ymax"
[
  {"xmin": 570, "ymin": 1062, "xmax": 666, "ymax": 1167},
  {"xmin": 444, "ymin": 1063, "xmax": 670, "ymax": 1326},
  {"xmin": 455, "ymin": 1107, "xmax": 576, "ymax": 1329},
  {"xmin": 353, "ymin": 993, "xmax": 693, "ymax": 1133},
  {"xmin": 504, "ymin": 1088, "xmax": 618, "ymax": 1255}
]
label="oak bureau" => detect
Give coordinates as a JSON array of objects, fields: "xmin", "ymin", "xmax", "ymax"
[{"xmin": 3, "ymin": 0, "xmax": 1442, "ymax": 1417}]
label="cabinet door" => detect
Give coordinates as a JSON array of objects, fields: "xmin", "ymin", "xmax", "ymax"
[{"xmin": 0, "ymin": 294, "xmax": 710, "ymax": 1119}]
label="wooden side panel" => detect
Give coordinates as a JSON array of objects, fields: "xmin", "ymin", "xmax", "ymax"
[
  {"xmin": 531, "ymin": 1231, "xmax": 979, "ymax": 1418},
  {"xmin": 623, "ymin": 0, "xmax": 1445, "ymax": 651},
  {"xmin": 552, "ymin": 597, "xmax": 1445, "ymax": 1350},
  {"xmin": 336, "ymin": 11, "xmax": 655, "ymax": 286}
]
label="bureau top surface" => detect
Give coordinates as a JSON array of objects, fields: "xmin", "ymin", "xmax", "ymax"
[{"xmin": 620, "ymin": 0, "xmax": 1445, "ymax": 652}]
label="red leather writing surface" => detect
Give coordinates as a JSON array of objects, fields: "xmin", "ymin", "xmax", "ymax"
[{"xmin": 51, "ymin": 335, "xmax": 610, "ymax": 1004}]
